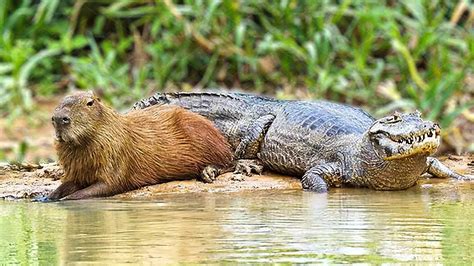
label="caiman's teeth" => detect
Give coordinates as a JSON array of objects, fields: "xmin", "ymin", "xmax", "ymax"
[{"xmin": 395, "ymin": 132, "xmax": 440, "ymax": 145}]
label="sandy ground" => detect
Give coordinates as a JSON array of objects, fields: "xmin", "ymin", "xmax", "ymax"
[
  {"xmin": 0, "ymin": 155, "xmax": 472, "ymax": 200},
  {"xmin": 0, "ymin": 162, "xmax": 301, "ymax": 200}
]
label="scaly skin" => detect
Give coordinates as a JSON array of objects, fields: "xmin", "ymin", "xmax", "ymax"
[
  {"xmin": 134, "ymin": 92, "xmax": 277, "ymax": 158},
  {"xmin": 133, "ymin": 92, "xmax": 470, "ymax": 192}
]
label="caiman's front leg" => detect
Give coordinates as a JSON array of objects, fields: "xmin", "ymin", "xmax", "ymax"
[
  {"xmin": 60, "ymin": 181, "xmax": 120, "ymax": 200},
  {"xmin": 301, "ymin": 163, "xmax": 342, "ymax": 193},
  {"xmin": 426, "ymin": 157, "xmax": 472, "ymax": 180},
  {"xmin": 235, "ymin": 115, "xmax": 275, "ymax": 159}
]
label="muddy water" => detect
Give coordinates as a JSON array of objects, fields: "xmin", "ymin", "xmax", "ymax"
[{"xmin": 0, "ymin": 183, "xmax": 473, "ymax": 264}]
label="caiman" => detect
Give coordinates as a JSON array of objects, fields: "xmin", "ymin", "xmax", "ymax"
[{"xmin": 132, "ymin": 92, "xmax": 470, "ymax": 192}]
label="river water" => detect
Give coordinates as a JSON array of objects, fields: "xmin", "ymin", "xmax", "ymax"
[{"xmin": 0, "ymin": 182, "xmax": 473, "ymax": 264}]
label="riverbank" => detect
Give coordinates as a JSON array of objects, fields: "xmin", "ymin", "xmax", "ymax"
[{"xmin": 0, "ymin": 156, "xmax": 472, "ymax": 200}]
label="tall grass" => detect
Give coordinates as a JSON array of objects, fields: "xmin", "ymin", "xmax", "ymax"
[{"xmin": 0, "ymin": 0, "xmax": 473, "ymax": 129}]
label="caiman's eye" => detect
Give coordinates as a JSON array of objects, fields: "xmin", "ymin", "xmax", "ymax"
[{"xmin": 383, "ymin": 117, "xmax": 400, "ymax": 124}]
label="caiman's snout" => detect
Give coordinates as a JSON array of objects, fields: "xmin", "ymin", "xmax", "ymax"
[{"xmin": 369, "ymin": 112, "xmax": 442, "ymax": 161}]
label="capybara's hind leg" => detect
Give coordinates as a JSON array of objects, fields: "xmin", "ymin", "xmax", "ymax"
[
  {"xmin": 47, "ymin": 181, "xmax": 82, "ymax": 201},
  {"xmin": 60, "ymin": 182, "xmax": 119, "ymax": 200}
]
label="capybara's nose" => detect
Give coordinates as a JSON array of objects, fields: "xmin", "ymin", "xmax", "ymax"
[{"xmin": 53, "ymin": 115, "xmax": 71, "ymax": 126}]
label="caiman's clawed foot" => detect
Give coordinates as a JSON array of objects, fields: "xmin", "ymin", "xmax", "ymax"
[
  {"xmin": 234, "ymin": 159, "xmax": 264, "ymax": 176},
  {"xmin": 301, "ymin": 174, "xmax": 328, "ymax": 193},
  {"xmin": 301, "ymin": 163, "xmax": 343, "ymax": 193},
  {"xmin": 200, "ymin": 165, "xmax": 221, "ymax": 183},
  {"xmin": 426, "ymin": 157, "xmax": 473, "ymax": 180}
]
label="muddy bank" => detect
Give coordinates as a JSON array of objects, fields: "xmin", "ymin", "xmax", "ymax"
[
  {"xmin": 0, "ymin": 162, "xmax": 302, "ymax": 200},
  {"xmin": 0, "ymin": 156, "xmax": 472, "ymax": 200}
]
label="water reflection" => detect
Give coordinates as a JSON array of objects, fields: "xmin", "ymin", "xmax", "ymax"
[{"xmin": 0, "ymin": 185, "xmax": 473, "ymax": 264}]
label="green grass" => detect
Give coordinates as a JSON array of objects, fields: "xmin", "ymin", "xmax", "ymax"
[{"xmin": 0, "ymin": 0, "xmax": 473, "ymax": 128}]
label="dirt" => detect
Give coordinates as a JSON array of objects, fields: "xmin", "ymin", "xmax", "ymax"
[
  {"xmin": 0, "ymin": 156, "xmax": 472, "ymax": 200},
  {"xmin": 0, "ymin": 162, "xmax": 301, "ymax": 200}
]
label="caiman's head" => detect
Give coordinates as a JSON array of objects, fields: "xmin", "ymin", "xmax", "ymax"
[{"xmin": 367, "ymin": 111, "xmax": 440, "ymax": 161}]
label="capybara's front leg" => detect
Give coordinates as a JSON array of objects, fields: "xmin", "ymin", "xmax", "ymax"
[
  {"xmin": 60, "ymin": 181, "xmax": 119, "ymax": 200},
  {"xmin": 46, "ymin": 181, "xmax": 82, "ymax": 201}
]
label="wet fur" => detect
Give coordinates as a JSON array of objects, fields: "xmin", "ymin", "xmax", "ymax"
[{"xmin": 52, "ymin": 94, "xmax": 232, "ymax": 199}]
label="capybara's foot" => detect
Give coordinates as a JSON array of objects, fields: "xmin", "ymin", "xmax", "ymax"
[
  {"xmin": 32, "ymin": 195, "xmax": 56, "ymax": 202},
  {"xmin": 47, "ymin": 180, "xmax": 82, "ymax": 201},
  {"xmin": 234, "ymin": 159, "xmax": 264, "ymax": 176},
  {"xmin": 200, "ymin": 165, "xmax": 221, "ymax": 183}
]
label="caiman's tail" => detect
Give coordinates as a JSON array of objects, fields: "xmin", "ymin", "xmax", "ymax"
[
  {"xmin": 131, "ymin": 91, "xmax": 273, "ymax": 113},
  {"xmin": 132, "ymin": 93, "xmax": 172, "ymax": 110}
]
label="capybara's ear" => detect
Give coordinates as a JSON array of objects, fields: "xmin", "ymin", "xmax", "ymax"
[{"xmin": 89, "ymin": 90, "xmax": 101, "ymax": 102}]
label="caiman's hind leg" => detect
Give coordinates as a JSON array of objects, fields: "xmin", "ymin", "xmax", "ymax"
[
  {"xmin": 426, "ymin": 157, "xmax": 472, "ymax": 180},
  {"xmin": 232, "ymin": 115, "xmax": 274, "ymax": 177},
  {"xmin": 234, "ymin": 115, "xmax": 275, "ymax": 158},
  {"xmin": 301, "ymin": 163, "xmax": 343, "ymax": 193}
]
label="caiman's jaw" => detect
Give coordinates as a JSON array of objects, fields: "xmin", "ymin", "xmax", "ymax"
[
  {"xmin": 368, "ymin": 111, "xmax": 441, "ymax": 161},
  {"xmin": 378, "ymin": 126, "xmax": 440, "ymax": 160}
]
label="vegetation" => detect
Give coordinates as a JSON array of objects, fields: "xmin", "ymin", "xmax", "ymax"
[{"xmin": 0, "ymin": 0, "xmax": 473, "ymax": 129}]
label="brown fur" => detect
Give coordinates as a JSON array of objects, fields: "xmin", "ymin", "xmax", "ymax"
[{"xmin": 49, "ymin": 91, "xmax": 232, "ymax": 200}]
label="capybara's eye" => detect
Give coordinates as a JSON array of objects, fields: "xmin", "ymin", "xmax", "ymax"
[{"xmin": 86, "ymin": 99, "xmax": 94, "ymax": 106}]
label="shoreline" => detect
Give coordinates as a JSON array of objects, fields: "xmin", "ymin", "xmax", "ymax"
[{"xmin": 0, "ymin": 156, "xmax": 472, "ymax": 200}]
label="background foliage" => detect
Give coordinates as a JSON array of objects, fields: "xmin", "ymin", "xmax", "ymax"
[{"xmin": 0, "ymin": 0, "xmax": 473, "ymax": 139}]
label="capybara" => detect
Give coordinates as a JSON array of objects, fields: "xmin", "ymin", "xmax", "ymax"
[{"xmin": 47, "ymin": 91, "xmax": 232, "ymax": 200}]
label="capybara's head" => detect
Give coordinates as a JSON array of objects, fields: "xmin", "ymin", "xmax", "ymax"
[{"xmin": 52, "ymin": 91, "xmax": 106, "ymax": 145}]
